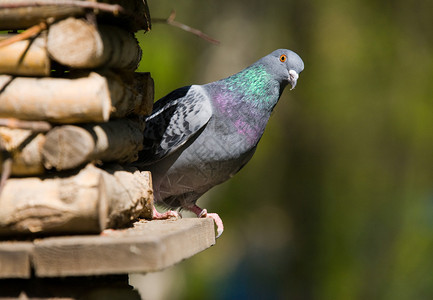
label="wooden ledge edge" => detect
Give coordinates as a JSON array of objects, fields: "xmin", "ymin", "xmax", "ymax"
[{"xmin": 0, "ymin": 218, "xmax": 216, "ymax": 279}]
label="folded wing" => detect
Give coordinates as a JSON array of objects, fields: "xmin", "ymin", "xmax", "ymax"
[{"xmin": 140, "ymin": 85, "xmax": 213, "ymax": 163}]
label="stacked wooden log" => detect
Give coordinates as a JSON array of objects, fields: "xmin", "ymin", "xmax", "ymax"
[{"xmin": 0, "ymin": 0, "xmax": 154, "ymax": 236}]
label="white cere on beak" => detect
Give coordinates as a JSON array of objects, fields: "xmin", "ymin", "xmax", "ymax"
[{"xmin": 288, "ymin": 69, "xmax": 299, "ymax": 90}]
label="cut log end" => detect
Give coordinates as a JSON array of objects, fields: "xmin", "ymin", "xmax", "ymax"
[
  {"xmin": 42, "ymin": 125, "xmax": 94, "ymax": 171},
  {"xmin": 48, "ymin": 18, "xmax": 103, "ymax": 69}
]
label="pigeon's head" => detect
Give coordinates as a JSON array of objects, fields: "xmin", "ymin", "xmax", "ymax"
[{"xmin": 262, "ymin": 49, "xmax": 304, "ymax": 90}]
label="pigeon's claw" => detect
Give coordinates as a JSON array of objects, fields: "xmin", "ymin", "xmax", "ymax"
[
  {"xmin": 190, "ymin": 206, "xmax": 224, "ymax": 238},
  {"xmin": 205, "ymin": 212, "xmax": 224, "ymax": 238},
  {"xmin": 152, "ymin": 206, "xmax": 181, "ymax": 220}
]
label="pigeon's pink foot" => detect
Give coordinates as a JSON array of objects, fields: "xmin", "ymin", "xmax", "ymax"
[
  {"xmin": 189, "ymin": 205, "xmax": 224, "ymax": 238},
  {"xmin": 152, "ymin": 206, "xmax": 181, "ymax": 220}
]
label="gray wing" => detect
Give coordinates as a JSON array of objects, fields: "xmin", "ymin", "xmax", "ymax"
[{"xmin": 139, "ymin": 85, "xmax": 213, "ymax": 163}]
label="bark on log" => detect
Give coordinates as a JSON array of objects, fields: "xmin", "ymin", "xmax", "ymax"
[
  {"xmin": 0, "ymin": 127, "xmax": 45, "ymax": 176},
  {"xmin": 0, "ymin": 0, "xmax": 151, "ymax": 32},
  {"xmin": 0, "ymin": 72, "xmax": 153, "ymax": 123},
  {"xmin": 0, "ymin": 164, "xmax": 106, "ymax": 235},
  {"xmin": 42, "ymin": 118, "xmax": 145, "ymax": 171},
  {"xmin": 47, "ymin": 17, "xmax": 141, "ymax": 70},
  {"xmin": 0, "ymin": 164, "xmax": 153, "ymax": 236},
  {"xmin": 0, "ymin": 72, "xmax": 110, "ymax": 123},
  {"xmin": 0, "ymin": 3, "xmax": 81, "ymax": 30},
  {"xmin": 0, "ymin": 34, "xmax": 50, "ymax": 76}
]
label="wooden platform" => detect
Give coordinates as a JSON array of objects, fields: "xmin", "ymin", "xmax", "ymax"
[{"xmin": 0, "ymin": 218, "xmax": 216, "ymax": 279}]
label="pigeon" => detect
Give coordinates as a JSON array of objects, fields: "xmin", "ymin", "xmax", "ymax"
[{"xmin": 137, "ymin": 49, "xmax": 304, "ymax": 238}]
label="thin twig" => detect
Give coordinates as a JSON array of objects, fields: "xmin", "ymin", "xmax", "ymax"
[
  {"xmin": 0, "ymin": 118, "xmax": 52, "ymax": 132},
  {"xmin": 0, "ymin": 20, "xmax": 49, "ymax": 48},
  {"xmin": 0, "ymin": 157, "xmax": 12, "ymax": 197},
  {"xmin": 0, "ymin": 0, "xmax": 124, "ymax": 15},
  {"xmin": 153, "ymin": 10, "xmax": 220, "ymax": 45}
]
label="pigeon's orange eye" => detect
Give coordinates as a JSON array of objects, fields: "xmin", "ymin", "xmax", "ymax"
[{"xmin": 279, "ymin": 54, "xmax": 287, "ymax": 62}]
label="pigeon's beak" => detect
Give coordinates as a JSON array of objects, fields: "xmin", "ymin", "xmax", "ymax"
[{"xmin": 288, "ymin": 70, "xmax": 299, "ymax": 90}]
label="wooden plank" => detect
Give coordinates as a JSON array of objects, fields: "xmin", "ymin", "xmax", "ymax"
[
  {"xmin": 0, "ymin": 242, "xmax": 33, "ymax": 279},
  {"xmin": 0, "ymin": 275, "xmax": 140, "ymax": 299},
  {"xmin": 32, "ymin": 218, "xmax": 215, "ymax": 277}
]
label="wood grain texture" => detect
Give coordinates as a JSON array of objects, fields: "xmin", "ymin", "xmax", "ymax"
[
  {"xmin": 0, "ymin": 72, "xmax": 153, "ymax": 123},
  {"xmin": 0, "ymin": 242, "xmax": 33, "ymax": 279},
  {"xmin": 0, "ymin": 0, "xmax": 151, "ymax": 32},
  {"xmin": 0, "ymin": 127, "xmax": 45, "ymax": 176},
  {"xmin": 0, "ymin": 72, "xmax": 111, "ymax": 123},
  {"xmin": 107, "ymin": 71, "xmax": 154, "ymax": 118},
  {"xmin": 47, "ymin": 18, "xmax": 142, "ymax": 70},
  {"xmin": 0, "ymin": 219, "xmax": 215, "ymax": 278},
  {"xmin": 24, "ymin": 218, "xmax": 216, "ymax": 277},
  {"xmin": 0, "ymin": 4, "xmax": 81, "ymax": 30},
  {"xmin": 42, "ymin": 118, "xmax": 145, "ymax": 171},
  {"xmin": 0, "ymin": 164, "xmax": 153, "ymax": 236},
  {"xmin": 100, "ymin": 164, "xmax": 153, "ymax": 228},
  {"xmin": 0, "ymin": 164, "xmax": 107, "ymax": 236},
  {"xmin": 0, "ymin": 33, "xmax": 50, "ymax": 76}
]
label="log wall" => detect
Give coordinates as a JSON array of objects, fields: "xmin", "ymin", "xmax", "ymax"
[{"xmin": 0, "ymin": 0, "xmax": 155, "ymax": 236}]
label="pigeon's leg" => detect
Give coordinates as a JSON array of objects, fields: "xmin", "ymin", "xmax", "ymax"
[
  {"xmin": 152, "ymin": 206, "xmax": 181, "ymax": 220},
  {"xmin": 189, "ymin": 204, "xmax": 224, "ymax": 238}
]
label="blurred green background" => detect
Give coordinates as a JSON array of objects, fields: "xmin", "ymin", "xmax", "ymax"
[{"xmin": 131, "ymin": 0, "xmax": 433, "ymax": 299}]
